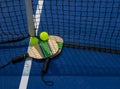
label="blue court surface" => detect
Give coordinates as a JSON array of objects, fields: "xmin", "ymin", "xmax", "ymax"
[
  {"xmin": 1, "ymin": 40, "xmax": 120, "ymax": 89},
  {"xmin": 0, "ymin": 0, "xmax": 120, "ymax": 89}
]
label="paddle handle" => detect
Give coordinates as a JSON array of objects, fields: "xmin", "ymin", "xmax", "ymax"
[
  {"xmin": 12, "ymin": 53, "xmax": 28, "ymax": 64},
  {"xmin": 42, "ymin": 59, "xmax": 50, "ymax": 74}
]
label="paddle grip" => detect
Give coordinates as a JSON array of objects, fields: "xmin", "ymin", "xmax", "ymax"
[
  {"xmin": 42, "ymin": 59, "xmax": 50, "ymax": 74},
  {"xmin": 12, "ymin": 53, "xmax": 28, "ymax": 64}
]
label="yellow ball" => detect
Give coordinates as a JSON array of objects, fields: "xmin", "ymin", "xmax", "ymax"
[
  {"xmin": 29, "ymin": 37, "xmax": 38, "ymax": 46},
  {"xmin": 40, "ymin": 32, "xmax": 49, "ymax": 41}
]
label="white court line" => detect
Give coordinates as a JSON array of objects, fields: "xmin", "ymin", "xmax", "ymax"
[
  {"xmin": 19, "ymin": 1, "xmax": 43, "ymax": 89},
  {"xmin": 34, "ymin": 1, "xmax": 44, "ymax": 31}
]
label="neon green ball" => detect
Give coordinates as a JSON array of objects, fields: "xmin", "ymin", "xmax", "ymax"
[
  {"xmin": 40, "ymin": 32, "xmax": 49, "ymax": 41},
  {"xmin": 29, "ymin": 37, "xmax": 39, "ymax": 46}
]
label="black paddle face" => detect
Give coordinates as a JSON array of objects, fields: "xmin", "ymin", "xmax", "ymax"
[{"xmin": 41, "ymin": 36, "xmax": 63, "ymax": 86}]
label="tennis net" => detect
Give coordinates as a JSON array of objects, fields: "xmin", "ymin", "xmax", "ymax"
[
  {"xmin": 0, "ymin": 0, "xmax": 120, "ymax": 53},
  {"xmin": 0, "ymin": 0, "xmax": 29, "ymax": 44},
  {"xmin": 33, "ymin": 0, "xmax": 120, "ymax": 53}
]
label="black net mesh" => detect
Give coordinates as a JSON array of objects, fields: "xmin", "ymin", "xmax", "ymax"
[
  {"xmin": 0, "ymin": 0, "xmax": 29, "ymax": 44},
  {"xmin": 0, "ymin": 0, "xmax": 120, "ymax": 76},
  {"xmin": 33, "ymin": 0, "xmax": 120, "ymax": 53},
  {"xmin": 1, "ymin": 0, "xmax": 120, "ymax": 53},
  {"xmin": 0, "ymin": 0, "xmax": 29, "ymax": 75}
]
